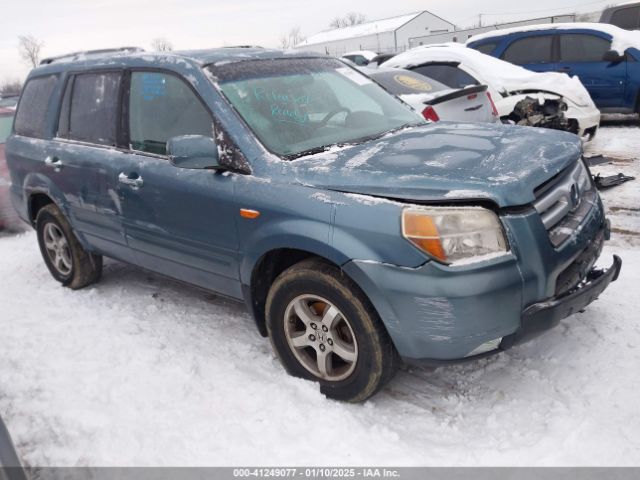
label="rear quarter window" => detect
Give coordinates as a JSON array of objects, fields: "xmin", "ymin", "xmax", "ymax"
[
  {"xmin": 410, "ymin": 64, "xmax": 479, "ymax": 89},
  {"xmin": 14, "ymin": 75, "xmax": 58, "ymax": 139},
  {"xmin": 371, "ymin": 70, "xmax": 448, "ymax": 95},
  {"xmin": 472, "ymin": 42, "xmax": 499, "ymax": 55}
]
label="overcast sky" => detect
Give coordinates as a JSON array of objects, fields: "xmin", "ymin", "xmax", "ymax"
[{"xmin": 0, "ymin": 0, "xmax": 616, "ymax": 81}]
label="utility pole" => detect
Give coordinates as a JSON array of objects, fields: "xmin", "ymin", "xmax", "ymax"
[{"xmin": 478, "ymin": 13, "xmax": 483, "ymax": 27}]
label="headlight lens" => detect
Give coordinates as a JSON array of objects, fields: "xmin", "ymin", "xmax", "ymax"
[
  {"xmin": 576, "ymin": 160, "xmax": 592, "ymax": 192},
  {"xmin": 402, "ymin": 207, "xmax": 508, "ymax": 264}
]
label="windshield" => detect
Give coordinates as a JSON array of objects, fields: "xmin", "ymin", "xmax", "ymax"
[
  {"xmin": 211, "ymin": 58, "xmax": 423, "ymax": 158},
  {"xmin": 0, "ymin": 115, "xmax": 14, "ymax": 144}
]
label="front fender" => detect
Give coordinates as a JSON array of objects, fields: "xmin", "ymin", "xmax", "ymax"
[{"xmin": 239, "ymin": 217, "xmax": 337, "ymax": 284}]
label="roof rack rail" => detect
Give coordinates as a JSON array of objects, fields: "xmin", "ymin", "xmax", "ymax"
[{"xmin": 39, "ymin": 47, "xmax": 145, "ymax": 65}]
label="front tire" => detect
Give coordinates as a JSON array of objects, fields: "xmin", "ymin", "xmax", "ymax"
[
  {"xmin": 36, "ymin": 204, "xmax": 102, "ymax": 289},
  {"xmin": 266, "ymin": 259, "xmax": 398, "ymax": 402}
]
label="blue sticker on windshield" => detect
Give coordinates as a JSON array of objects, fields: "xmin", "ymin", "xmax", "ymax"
[{"xmin": 141, "ymin": 73, "xmax": 166, "ymax": 101}]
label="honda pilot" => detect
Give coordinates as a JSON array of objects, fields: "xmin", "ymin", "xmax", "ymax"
[{"xmin": 5, "ymin": 47, "xmax": 621, "ymax": 402}]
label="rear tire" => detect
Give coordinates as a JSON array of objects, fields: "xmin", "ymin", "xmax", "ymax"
[
  {"xmin": 266, "ymin": 258, "xmax": 398, "ymax": 402},
  {"xmin": 36, "ymin": 204, "xmax": 102, "ymax": 289}
]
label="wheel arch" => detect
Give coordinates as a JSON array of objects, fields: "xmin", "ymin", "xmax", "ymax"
[
  {"xmin": 243, "ymin": 248, "xmax": 338, "ymax": 337},
  {"xmin": 28, "ymin": 192, "xmax": 56, "ymax": 225},
  {"xmin": 22, "ymin": 172, "xmax": 69, "ymax": 226}
]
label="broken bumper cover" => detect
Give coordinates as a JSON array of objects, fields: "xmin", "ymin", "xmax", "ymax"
[
  {"xmin": 500, "ymin": 254, "xmax": 622, "ymax": 350},
  {"xmin": 396, "ymin": 254, "xmax": 622, "ymax": 366}
]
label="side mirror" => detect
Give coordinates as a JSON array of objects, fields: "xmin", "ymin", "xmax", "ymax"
[
  {"xmin": 167, "ymin": 135, "xmax": 221, "ymax": 170},
  {"xmin": 603, "ymin": 50, "xmax": 625, "ymax": 63}
]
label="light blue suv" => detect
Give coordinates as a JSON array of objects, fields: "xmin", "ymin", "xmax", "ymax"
[{"xmin": 5, "ymin": 47, "xmax": 621, "ymax": 401}]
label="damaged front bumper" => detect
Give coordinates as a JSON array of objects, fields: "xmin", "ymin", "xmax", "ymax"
[
  {"xmin": 500, "ymin": 255, "xmax": 622, "ymax": 350},
  {"xmin": 342, "ymin": 197, "xmax": 620, "ymax": 365}
]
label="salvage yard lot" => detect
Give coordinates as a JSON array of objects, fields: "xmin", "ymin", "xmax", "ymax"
[{"xmin": 0, "ymin": 120, "xmax": 639, "ymax": 466}]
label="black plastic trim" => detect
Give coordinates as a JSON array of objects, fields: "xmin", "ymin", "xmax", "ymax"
[
  {"xmin": 502, "ymin": 254, "xmax": 622, "ymax": 349},
  {"xmin": 426, "ymin": 85, "xmax": 488, "ymax": 106}
]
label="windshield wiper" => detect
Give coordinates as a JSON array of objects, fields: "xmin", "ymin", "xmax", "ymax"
[
  {"xmin": 284, "ymin": 144, "xmax": 338, "ymax": 161},
  {"xmin": 284, "ymin": 122, "xmax": 425, "ymax": 161},
  {"xmin": 343, "ymin": 121, "xmax": 425, "ymax": 146}
]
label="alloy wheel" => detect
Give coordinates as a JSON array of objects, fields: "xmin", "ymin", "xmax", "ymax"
[{"xmin": 283, "ymin": 294, "xmax": 358, "ymax": 381}]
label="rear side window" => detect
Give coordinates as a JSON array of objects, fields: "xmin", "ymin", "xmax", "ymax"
[
  {"xmin": 14, "ymin": 75, "xmax": 58, "ymax": 139},
  {"xmin": 502, "ymin": 35, "xmax": 554, "ymax": 64},
  {"xmin": 62, "ymin": 72, "xmax": 121, "ymax": 146},
  {"xmin": 128, "ymin": 72, "xmax": 212, "ymax": 155},
  {"xmin": 610, "ymin": 6, "xmax": 640, "ymax": 30},
  {"xmin": 559, "ymin": 34, "xmax": 612, "ymax": 62},
  {"xmin": 410, "ymin": 64, "xmax": 479, "ymax": 89},
  {"xmin": 344, "ymin": 55, "xmax": 369, "ymax": 66},
  {"xmin": 472, "ymin": 42, "xmax": 498, "ymax": 55},
  {"xmin": 371, "ymin": 70, "xmax": 448, "ymax": 95}
]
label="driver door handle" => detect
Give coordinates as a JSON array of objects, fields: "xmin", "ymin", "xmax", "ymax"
[
  {"xmin": 44, "ymin": 156, "xmax": 63, "ymax": 171},
  {"xmin": 118, "ymin": 172, "xmax": 144, "ymax": 189}
]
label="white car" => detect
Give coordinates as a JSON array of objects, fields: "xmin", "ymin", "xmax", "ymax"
[
  {"xmin": 363, "ymin": 67, "xmax": 500, "ymax": 124},
  {"xmin": 341, "ymin": 50, "xmax": 378, "ymax": 66},
  {"xmin": 385, "ymin": 43, "xmax": 601, "ymax": 141}
]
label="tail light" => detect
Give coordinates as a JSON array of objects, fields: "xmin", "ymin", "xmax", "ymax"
[
  {"xmin": 422, "ymin": 105, "xmax": 440, "ymax": 122},
  {"xmin": 486, "ymin": 92, "xmax": 499, "ymax": 117}
]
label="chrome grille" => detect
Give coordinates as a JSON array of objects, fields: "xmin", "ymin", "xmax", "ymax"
[{"xmin": 533, "ymin": 160, "xmax": 595, "ymax": 247}]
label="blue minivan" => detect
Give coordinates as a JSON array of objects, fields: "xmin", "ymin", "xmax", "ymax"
[
  {"xmin": 5, "ymin": 47, "xmax": 621, "ymax": 402},
  {"xmin": 467, "ymin": 24, "xmax": 640, "ymax": 114}
]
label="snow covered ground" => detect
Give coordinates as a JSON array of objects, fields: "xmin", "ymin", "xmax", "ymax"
[{"xmin": 0, "ymin": 121, "xmax": 639, "ymax": 467}]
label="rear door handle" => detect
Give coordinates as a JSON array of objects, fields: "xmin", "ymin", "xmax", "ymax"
[
  {"xmin": 44, "ymin": 156, "xmax": 63, "ymax": 171},
  {"xmin": 118, "ymin": 172, "xmax": 144, "ymax": 189}
]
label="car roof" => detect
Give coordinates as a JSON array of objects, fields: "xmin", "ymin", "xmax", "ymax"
[
  {"xmin": 30, "ymin": 47, "xmax": 326, "ymax": 77},
  {"xmin": 467, "ymin": 22, "xmax": 624, "ymax": 44}
]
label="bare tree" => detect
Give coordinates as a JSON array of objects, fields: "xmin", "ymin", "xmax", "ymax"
[
  {"xmin": 151, "ymin": 37, "xmax": 174, "ymax": 52},
  {"xmin": 0, "ymin": 79, "xmax": 22, "ymax": 96},
  {"xmin": 329, "ymin": 17, "xmax": 346, "ymax": 29},
  {"xmin": 329, "ymin": 12, "xmax": 366, "ymax": 28},
  {"xmin": 280, "ymin": 27, "xmax": 306, "ymax": 49},
  {"xmin": 344, "ymin": 12, "xmax": 366, "ymax": 26},
  {"xmin": 18, "ymin": 35, "xmax": 44, "ymax": 68}
]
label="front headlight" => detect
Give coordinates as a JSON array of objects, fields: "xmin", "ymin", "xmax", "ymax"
[
  {"xmin": 402, "ymin": 207, "xmax": 508, "ymax": 264},
  {"xmin": 576, "ymin": 159, "xmax": 592, "ymax": 192}
]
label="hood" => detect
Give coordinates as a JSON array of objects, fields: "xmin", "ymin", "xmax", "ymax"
[
  {"xmin": 286, "ymin": 122, "xmax": 582, "ymax": 208},
  {"xmin": 500, "ymin": 71, "xmax": 594, "ymax": 108}
]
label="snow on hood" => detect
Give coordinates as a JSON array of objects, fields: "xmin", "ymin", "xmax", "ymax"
[
  {"xmin": 385, "ymin": 43, "xmax": 595, "ymax": 108},
  {"xmin": 467, "ymin": 22, "xmax": 640, "ymax": 56},
  {"xmin": 286, "ymin": 122, "xmax": 583, "ymax": 208}
]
